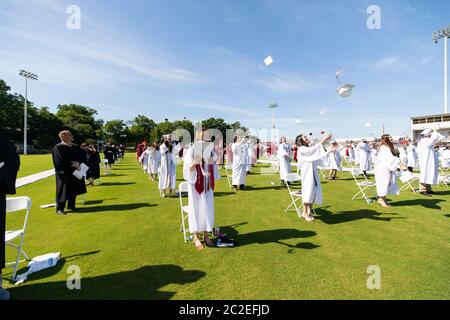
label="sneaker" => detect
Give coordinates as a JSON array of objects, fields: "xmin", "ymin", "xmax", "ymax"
[
  {"xmin": 305, "ymin": 215, "xmax": 315, "ymax": 222},
  {"xmin": 56, "ymin": 210, "xmax": 66, "ymax": 215},
  {"xmin": 0, "ymin": 287, "xmax": 10, "ymax": 300}
]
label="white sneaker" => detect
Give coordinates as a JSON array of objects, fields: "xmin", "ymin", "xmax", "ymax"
[
  {"xmin": 0, "ymin": 287, "xmax": 10, "ymax": 300},
  {"xmin": 305, "ymin": 215, "xmax": 315, "ymax": 222}
]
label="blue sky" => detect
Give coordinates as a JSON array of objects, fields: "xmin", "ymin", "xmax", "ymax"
[{"xmin": 1, "ymin": 0, "xmax": 449, "ymax": 139}]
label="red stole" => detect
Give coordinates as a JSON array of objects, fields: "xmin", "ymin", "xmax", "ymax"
[{"xmin": 194, "ymin": 164, "xmax": 215, "ymax": 195}]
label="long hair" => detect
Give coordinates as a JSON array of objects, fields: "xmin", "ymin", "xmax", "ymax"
[
  {"xmin": 380, "ymin": 134, "xmax": 397, "ymax": 156},
  {"xmin": 295, "ymin": 134, "xmax": 309, "ymax": 147}
]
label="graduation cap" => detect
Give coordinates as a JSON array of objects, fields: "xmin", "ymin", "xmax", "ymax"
[
  {"xmin": 336, "ymin": 84, "xmax": 355, "ymax": 97},
  {"xmin": 335, "ymin": 69, "xmax": 355, "ymax": 98},
  {"xmin": 264, "ymin": 56, "xmax": 274, "ymax": 66}
]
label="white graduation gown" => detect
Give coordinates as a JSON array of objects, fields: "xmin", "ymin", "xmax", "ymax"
[
  {"xmin": 148, "ymin": 148, "xmax": 160, "ymax": 174},
  {"xmin": 232, "ymin": 142, "xmax": 248, "ymax": 185},
  {"xmin": 374, "ymin": 145, "xmax": 400, "ymax": 197},
  {"xmin": 328, "ymin": 148, "xmax": 342, "ymax": 171},
  {"xmin": 158, "ymin": 144, "xmax": 172, "ymax": 190},
  {"xmin": 246, "ymin": 143, "xmax": 254, "ymax": 172},
  {"xmin": 441, "ymin": 149, "xmax": 450, "ymax": 168},
  {"xmin": 183, "ymin": 146, "xmax": 220, "ymax": 233},
  {"xmin": 139, "ymin": 150, "xmax": 150, "ymax": 172},
  {"xmin": 357, "ymin": 142, "xmax": 372, "ymax": 171},
  {"xmin": 278, "ymin": 143, "xmax": 292, "ymax": 181},
  {"xmin": 399, "ymin": 147, "xmax": 408, "ymax": 165},
  {"xmin": 298, "ymin": 144, "xmax": 327, "ymax": 204},
  {"xmin": 170, "ymin": 144, "xmax": 181, "ymax": 189},
  {"xmin": 417, "ymin": 132, "xmax": 445, "ymax": 185},
  {"xmin": 406, "ymin": 145, "xmax": 418, "ymax": 168}
]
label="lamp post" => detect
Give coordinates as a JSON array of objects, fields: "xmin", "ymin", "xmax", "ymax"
[
  {"xmin": 432, "ymin": 26, "xmax": 450, "ymax": 114},
  {"xmin": 268, "ymin": 103, "xmax": 278, "ymax": 145},
  {"xmin": 19, "ymin": 69, "xmax": 38, "ymax": 155}
]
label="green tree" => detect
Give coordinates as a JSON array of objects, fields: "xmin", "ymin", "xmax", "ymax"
[
  {"xmin": 103, "ymin": 119, "xmax": 129, "ymax": 144},
  {"xmin": 56, "ymin": 104, "xmax": 102, "ymax": 143},
  {"xmin": 128, "ymin": 114, "xmax": 157, "ymax": 144}
]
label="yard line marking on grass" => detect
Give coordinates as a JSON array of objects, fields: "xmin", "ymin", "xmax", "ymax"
[{"xmin": 16, "ymin": 169, "xmax": 55, "ymax": 188}]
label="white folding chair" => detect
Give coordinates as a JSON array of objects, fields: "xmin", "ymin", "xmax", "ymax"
[
  {"xmin": 284, "ymin": 173, "xmax": 303, "ymax": 218},
  {"xmin": 349, "ymin": 168, "xmax": 376, "ymax": 204},
  {"xmin": 224, "ymin": 163, "xmax": 233, "ymax": 190},
  {"xmin": 398, "ymin": 171, "xmax": 419, "ymax": 193},
  {"xmin": 178, "ymin": 182, "xmax": 190, "ymax": 242},
  {"xmin": 5, "ymin": 196, "xmax": 32, "ymax": 281}
]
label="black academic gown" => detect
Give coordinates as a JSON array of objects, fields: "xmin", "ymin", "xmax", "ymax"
[
  {"xmin": 0, "ymin": 130, "xmax": 20, "ymax": 269},
  {"xmin": 52, "ymin": 143, "xmax": 87, "ymax": 204},
  {"xmin": 86, "ymin": 150, "xmax": 101, "ymax": 179}
]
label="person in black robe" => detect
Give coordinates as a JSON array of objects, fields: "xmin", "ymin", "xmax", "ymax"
[
  {"xmin": 0, "ymin": 129, "xmax": 20, "ymax": 300},
  {"xmin": 85, "ymin": 144, "xmax": 101, "ymax": 185},
  {"xmin": 104, "ymin": 143, "xmax": 115, "ymax": 167},
  {"xmin": 52, "ymin": 131, "xmax": 87, "ymax": 215}
]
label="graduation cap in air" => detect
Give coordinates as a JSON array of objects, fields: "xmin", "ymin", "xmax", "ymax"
[
  {"xmin": 264, "ymin": 56, "xmax": 274, "ymax": 66},
  {"xmin": 335, "ymin": 70, "xmax": 355, "ymax": 98}
]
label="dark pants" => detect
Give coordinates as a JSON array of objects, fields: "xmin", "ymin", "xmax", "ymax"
[
  {"xmin": 57, "ymin": 194, "xmax": 76, "ymax": 212},
  {"xmin": 408, "ymin": 167, "xmax": 413, "ymax": 173},
  {"xmin": 0, "ymin": 192, "xmax": 5, "ymax": 270}
]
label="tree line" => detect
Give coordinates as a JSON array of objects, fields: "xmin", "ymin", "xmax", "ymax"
[{"xmin": 0, "ymin": 79, "xmax": 246, "ymax": 150}]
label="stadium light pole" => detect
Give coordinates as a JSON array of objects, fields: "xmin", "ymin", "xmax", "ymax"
[
  {"xmin": 19, "ymin": 69, "xmax": 38, "ymax": 154},
  {"xmin": 433, "ymin": 26, "xmax": 450, "ymax": 114},
  {"xmin": 268, "ymin": 103, "xmax": 278, "ymax": 145}
]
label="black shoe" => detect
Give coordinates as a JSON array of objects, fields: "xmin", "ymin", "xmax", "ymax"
[
  {"xmin": 240, "ymin": 185, "xmax": 245, "ymax": 190},
  {"xmin": 56, "ymin": 210, "xmax": 66, "ymax": 215}
]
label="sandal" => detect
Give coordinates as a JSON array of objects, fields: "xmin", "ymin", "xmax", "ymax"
[
  {"xmin": 377, "ymin": 199, "xmax": 390, "ymax": 208},
  {"xmin": 193, "ymin": 238, "xmax": 204, "ymax": 250},
  {"xmin": 204, "ymin": 238, "xmax": 214, "ymax": 247}
]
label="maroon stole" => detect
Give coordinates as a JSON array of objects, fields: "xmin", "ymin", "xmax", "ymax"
[{"xmin": 194, "ymin": 163, "xmax": 215, "ymax": 195}]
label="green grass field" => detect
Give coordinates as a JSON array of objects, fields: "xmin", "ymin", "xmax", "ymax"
[
  {"xmin": 16, "ymin": 154, "xmax": 53, "ymax": 178},
  {"xmin": 3, "ymin": 153, "xmax": 450, "ymax": 300}
]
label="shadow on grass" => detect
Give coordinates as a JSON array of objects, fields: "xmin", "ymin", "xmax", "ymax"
[
  {"xmin": 76, "ymin": 203, "xmax": 157, "ymax": 214},
  {"xmin": 390, "ymin": 199, "xmax": 445, "ymax": 209},
  {"xmin": 220, "ymin": 224, "xmax": 319, "ymax": 251},
  {"xmin": 244, "ymin": 185, "xmax": 285, "ymax": 191},
  {"xmin": 9, "ymin": 264, "xmax": 206, "ymax": 300},
  {"xmin": 98, "ymin": 182, "xmax": 137, "ymax": 186},
  {"xmin": 83, "ymin": 198, "xmax": 118, "ymax": 205},
  {"xmin": 444, "ymin": 214, "xmax": 450, "ymax": 218},
  {"xmin": 316, "ymin": 209, "xmax": 403, "ymax": 225},
  {"xmin": 433, "ymin": 190, "xmax": 450, "ymax": 196}
]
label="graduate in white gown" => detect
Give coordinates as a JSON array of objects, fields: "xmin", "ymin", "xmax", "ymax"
[
  {"xmin": 405, "ymin": 139, "xmax": 418, "ymax": 173},
  {"xmin": 278, "ymin": 137, "xmax": 292, "ymax": 184},
  {"xmin": 441, "ymin": 145, "xmax": 450, "ymax": 169},
  {"xmin": 295, "ymin": 133, "xmax": 332, "ymax": 222},
  {"xmin": 169, "ymin": 139, "xmax": 181, "ymax": 195},
  {"xmin": 231, "ymin": 136, "xmax": 248, "ymax": 190},
  {"xmin": 246, "ymin": 138, "xmax": 254, "ymax": 174},
  {"xmin": 417, "ymin": 128, "xmax": 445, "ymax": 194},
  {"xmin": 357, "ymin": 140, "xmax": 372, "ymax": 177},
  {"xmin": 183, "ymin": 129, "xmax": 220, "ymax": 250},
  {"xmin": 327, "ymin": 141, "xmax": 342, "ymax": 180},
  {"xmin": 139, "ymin": 146, "xmax": 151, "ymax": 173},
  {"xmin": 158, "ymin": 140, "xmax": 173, "ymax": 198},
  {"xmin": 374, "ymin": 135, "xmax": 400, "ymax": 207},
  {"xmin": 147, "ymin": 143, "xmax": 160, "ymax": 181},
  {"xmin": 398, "ymin": 145, "xmax": 408, "ymax": 166}
]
